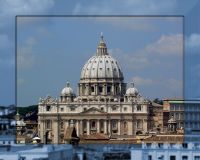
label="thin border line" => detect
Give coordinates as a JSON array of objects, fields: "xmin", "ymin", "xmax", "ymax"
[{"xmin": 16, "ymin": 15, "xmax": 189, "ymax": 145}]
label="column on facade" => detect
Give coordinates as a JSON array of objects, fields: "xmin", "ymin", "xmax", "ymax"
[
  {"xmin": 108, "ymin": 120, "xmax": 111, "ymax": 136},
  {"xmin": 76, "ymin": 120, "xmax": 79, "ymax": 136},
  {"xmin": 97, "ymin": 120, "xmax": 100, "ymax": 133},
  {"xmin": 103, "ymin": 84, "xmax": 107, "ymax": 95},
  {"xmin": 132, "ymin": 119, "xmax": 134, "ymax": 136},
  {"xmin": 1, "ymin": 124, "xmax": 3, "ymax": 130},
  {"xmin": 118, "ymin": 120, "xmax": 121, "ymax": 135},
  {"xmin": 119, "ymin": 83, "xmax": 122, "ymax": 95},
  {"xmin": 65, "ymin": 120, "xmax": 69, "ymax": 129},
  {"xmin": 39, "ymin": 120, "xmax": 45, "ymax": 143},
  {"xmin": 6, "ymin": 124, "xmax": 9, "ymax": 130},
  {"xmin": 53, "ymin": 119, "xmax": 59, "ymax": 144},
  {"xmin": 112, "ymin": 84, "xmax": 115, "ymax": 95},
  {"xmin": 95, "ymin": 84, "xmax": 98, "ymax": 95},
  {"xmin": 79, "ymin": 84, "xmax": 82, "ymax": 96},
  {"xmin": 79, "ymin": 120, "xmax": 83, "ymax": 135},
  {"xmin": 104, "ymin": 120, "xmax": 107, "ymax": 134},
  {"xmin": 85, "ymin": 84, "xmax": 89, "ymax": 95},
  {"xmin": 87, "ymin": 120, "xmax": 90, "ymax": 135},
  {"xmin": 143, "ymin": 119, "xmax": 147, "ymax": 133}
]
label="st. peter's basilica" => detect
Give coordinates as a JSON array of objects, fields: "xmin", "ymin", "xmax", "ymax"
[{"xmin": 38, "ymin": 34, "xmax": 150, "ymax": 144}]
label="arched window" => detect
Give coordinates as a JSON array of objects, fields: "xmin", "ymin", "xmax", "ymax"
[
  {"xmin": 107, "ymin": 86, "xmax": 111, "ymax": 94},
  {"xmin": 100, "ymin": 120, "xmax": 104, "ymax": 133},
  {"xmin": 112, "ymin": 121, "xmax": 117, "ymax": 129},
  {"xmin": 99, "ymin": 86, "xmax": 103, "ymax": 93},
  {"xmin": 91, "ymin": 86, "xmax": 95, "ymax": 93},
  {"xmin": 137, "ymin": 120, "xmax": 143, "ymax": 129},
  {"xmin": 46, "ymin": 120, "xmax": 51, "ymax": 129},
  {"xmin": 124, "ymin": 121, "xmax": 127, "ymax": 129},
  {"xmin": 137, "ymin": 105, "xmax": 141, "ymax": 111},
  {"xmin": 91, "ymin": 121, "xmax": 96, "ymax": 129},
  {"xmin": 46, "ymin": 105, "xmax": 51, "ymax": 111},
  {"xmin": 83, "ymin": 120, "xmax": 87, "ymax": 131}
]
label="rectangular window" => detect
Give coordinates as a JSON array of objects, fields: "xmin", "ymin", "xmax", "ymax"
[
  {"xmin": 137, "ymin": 105, "xmax": 141, "ymax": 111},
  {"xmin": 170, "ymin": 156, "xmax": 176, "ymax": 160},
  {"xmin": 182, "ymin": 156, "xmax": 188, "ymax": 160},
  {"xmin": 112, "ymin": 121, "xmax": 117, "ymax": 129},
  {"xmin": 60, "ymin": 107, "xmax": 64, "ymax": 112},
  {"xmin": 148, "ymin": 155, "xmax": 152, "ymax": 160},
  {"xmin": 91, "ymin": 86, "xmax": 94, "ymax": 92},
  {"xmin": 195, "ymin": 156, "xmax": 200, "ymax": 160},
  {"xmin": 46, "ymin": 120, "xmax": 52, "ymax": 129},
  {"xmin": 70, "ymin": 107, "xmax": 75, "ymax": 111},
  {"xmin": 107, "ymin": 86, "xmax": 111, "ymax": 93},
  {"xmin": 46, "ymin": 105, "xmax": 51, "ymax": 111},
  {"xmin": 99, "ymin": 86, "xmax": 103, "ymax": 93},
  {"xmin": 112, "ymin": 107, "xmax": 116, "ymax": 111}
]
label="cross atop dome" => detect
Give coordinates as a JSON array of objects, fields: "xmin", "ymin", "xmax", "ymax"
[
  {"xmin": 66, "ymin": 81, "xmax": 70, "ymax": 87},
  {"xmin": 100, "ymin": 32, "xmax": 103, "ymax": 41}
]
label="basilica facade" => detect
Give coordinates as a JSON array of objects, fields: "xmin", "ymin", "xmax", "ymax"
[{"xmin": 38, "ymin": 34, "xmax": 150, "ymax": 144}]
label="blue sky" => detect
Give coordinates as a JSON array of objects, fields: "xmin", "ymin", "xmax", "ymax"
[{"xmin": 0, "ymin": 0, "xmax": 200, "ymax": 106}]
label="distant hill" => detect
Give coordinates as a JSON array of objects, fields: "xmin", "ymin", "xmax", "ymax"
[{"xmin": 17, "ymin": 105, "xmax": 38, "ymax": 121}]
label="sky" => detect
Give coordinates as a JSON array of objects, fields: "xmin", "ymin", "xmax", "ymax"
[{"xmin": 0, "ymin": 0, "xmax": 200, "ymax": 107}]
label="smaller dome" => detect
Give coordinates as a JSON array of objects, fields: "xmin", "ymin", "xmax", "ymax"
[
  {"xmin": 61, "ymin": 82, "xmax": 74, "ymax": 95},
  {"xmin": 126, "ymin": 82, "xmax": 139, "ymax": 96}
]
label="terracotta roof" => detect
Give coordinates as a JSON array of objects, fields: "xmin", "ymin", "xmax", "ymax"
[
  {"xmin": 143, "ymin": 135, "xmax": 184, "ymax": 143},
  {"xmin": 81, "ymin": 133, "xmax": 109, "ymax": 140},
  {"xmin": 151, "ymin": 102, "xmax": 163, "ymax": 107},
  {"xmin": 79, "ymin": 139, "xmax": 139, "ymax": 144}
]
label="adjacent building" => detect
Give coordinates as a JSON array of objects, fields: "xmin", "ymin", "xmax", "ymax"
[
  {"xmin": 163, "ymin": 99, "xmax": 200, "ymax": 135},
  {"xmin": 131, "ymin": 142, "xmax": 200, "ymax": 160},
  {"xmin": 0, "ymin": 144, "xmax": 73, "ymax": 160}
]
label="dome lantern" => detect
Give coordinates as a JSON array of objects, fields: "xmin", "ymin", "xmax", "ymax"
[{"xmin": 96, "ymin": 32, "xmax": 108, "ymax": 56}]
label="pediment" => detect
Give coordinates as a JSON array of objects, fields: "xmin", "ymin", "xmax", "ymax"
[{"xmin": 81, "ymin": 107, "xmax": 106, "ymax": 114}]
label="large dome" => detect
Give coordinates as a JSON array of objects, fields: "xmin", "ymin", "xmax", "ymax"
[
  {"xmin": 80, "ymin": 34, "xmax": 124, "ymax": 81},
  {"xmin": 80, "ymin": 55, "xmax": 123, "ymax": 80}
]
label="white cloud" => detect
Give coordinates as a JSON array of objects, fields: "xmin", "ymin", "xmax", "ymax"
[
  {"xmin": 0, "ymin": 0, "xmax": 54, "ymax": 28},
  {"xmin": 109, "ymin": 34, "xmax": 182, "ymax": 72},
  {"xmin": 17, "ymin": 37, "xmax": 36, "ymax": 69},
  {"xmin": 0, "ymin": 57, "xmax": 14, "ymax": 67},
  {"xmin": 0, "ymin": 0, "xmax": 54, "ymax": 16},
  {"xmin": 0, "ymin": 34, "xmax": 12, "ymax": 49},
  {"xmin": 132, "ymin": 76, "xmax": 153, "ymax": 86},
  {"xmin": 92, "ymin": 17, "xmax": 156, "ymax": 31},
  {"xmin": 166, "ymin": 78, "xmax": 183, "ymax": 92},
  {"xmin": 73, "ymin": 0, "xmax": 198, "ymax": 15},
  {"xmin": 186, "ymin": 33, "xmax": 200, "ymax": 49},
  {"xmin": 131, "ymin": 76, "xmax": 182, "ymax": 98},
  {"xmin": 145, "ymin": 34, "xmax": 183, "ymax": 55},
  {"xmin": 109, "ymin": 48, "xmax": 149, "ymax": 71},
  {"xmin": 17, "ymin": 78, "xmax": 24, "ymax": 85}
]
